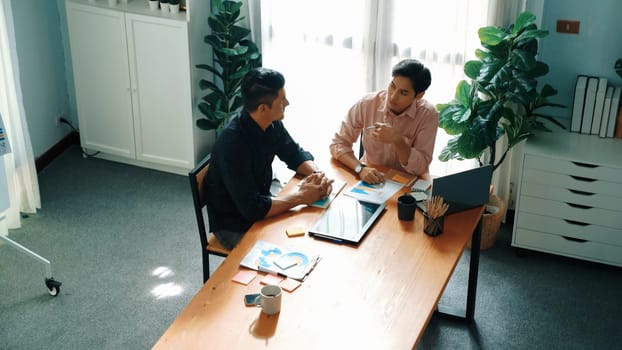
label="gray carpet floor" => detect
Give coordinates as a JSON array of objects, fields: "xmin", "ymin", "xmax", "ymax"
[{"xmin": 0, "ymin": 145, "xmax": 621, "ymax": 350}]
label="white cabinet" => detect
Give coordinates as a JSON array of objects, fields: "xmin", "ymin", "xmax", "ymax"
[
  {"xmin": 66, "ymin": 0, "xmax": 208, "ymax": 174},
  {"xmin": 512, "ymin": 131, "xmax": 622, "ymax": 267}
]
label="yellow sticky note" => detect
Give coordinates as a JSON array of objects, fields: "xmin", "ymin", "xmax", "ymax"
[{"xmin": 286, "ymin": 227, "xmax": 305, "ymax": 237}]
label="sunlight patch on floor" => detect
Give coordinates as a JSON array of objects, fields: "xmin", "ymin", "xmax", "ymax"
[{"xmin": 150, "ymin": 266, "xmax": 182, "ymax": 299}]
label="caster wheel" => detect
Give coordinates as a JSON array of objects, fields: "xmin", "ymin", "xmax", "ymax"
[{"xmin": 45, "ymin": 278, "xmax": 62, "ymax": 296}]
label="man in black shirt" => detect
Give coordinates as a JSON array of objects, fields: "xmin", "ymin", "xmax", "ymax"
[{"xmin": 205, "ymin": 68, "xmax": 333, "ymax": 249}]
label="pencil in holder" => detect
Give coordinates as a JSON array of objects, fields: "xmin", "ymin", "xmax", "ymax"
[{"xmin": 423, "ymin": 212, "xmax": 444, "ymax": 237}]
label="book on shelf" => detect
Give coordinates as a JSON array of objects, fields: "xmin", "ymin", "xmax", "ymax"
[
  {"xmin": 599, "ymin": 86, "xmax": 613, "ymax": 138},
  {"xmin": 310, "ymin": 180, "xmax": 346, "ymax": 209},
  {"xmin": 570, "ymin": 75, "xmax": 588, "ymax": 133},
  {"xmin": 240, "ymin": 240, "xmax": 321, "ymax": 281},
  {"xmin": 607, "ymin": 86, "xmax": 622, "ymax": 138},
  {"xmin": 590, "ymin": 77, "xmax": 608, "ymax": 134},
  {"xmin": 580, "ymin": 77, "xmax": 599, "ymax": 134}
]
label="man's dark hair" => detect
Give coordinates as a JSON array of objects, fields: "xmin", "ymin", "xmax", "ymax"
[
  {"xmin": 392, "ymin": 59, "xmax": 432, "ymax": 94},
  {"xmin": 241, "ymin": 68, "xmax": 285, "ymax": 112}
]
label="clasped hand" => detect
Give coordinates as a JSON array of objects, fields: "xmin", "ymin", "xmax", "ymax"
[
  {"xmin": 370, "ymin": 122, "xmax": 399, "ymax": 144},
  {"xmin": 298, "ymin": 172, "xmax": 334, "ymax": 204}
]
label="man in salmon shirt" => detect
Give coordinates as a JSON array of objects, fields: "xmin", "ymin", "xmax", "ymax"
[{"xmin": 330, "ymin": 59, "xmax": 438, "ymax": 184}]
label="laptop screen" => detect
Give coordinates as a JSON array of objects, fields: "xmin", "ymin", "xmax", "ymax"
[
  {"xmin": 417, "ymin": 165, "xmax": 493, "ymax": 215},
  {"xmin": 308, "ymin": 195, "xmax": 385, "ymax": 245}
]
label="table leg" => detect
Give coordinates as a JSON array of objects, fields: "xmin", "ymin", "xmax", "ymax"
[{"xmin": 435, "ymin": 216, "xmax": 481, "ymax": 322}]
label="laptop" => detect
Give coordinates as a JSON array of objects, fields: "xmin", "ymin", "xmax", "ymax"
[
  {"xmin": 308, "ymin": 194, "xmax": 386, "ymax": 245},
  {"xmin": 417, "ymin": 165, "xmax": 493, "ymax": 215}
]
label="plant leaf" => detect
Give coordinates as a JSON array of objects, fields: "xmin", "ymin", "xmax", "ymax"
[
  {"xmin": 456, "ymin": 80, "xmax": 471, "ymax": 107},
  {"xmin": 509, "ymin": 49, "xmax": 536, "ymax": 71},
  {"xmin": 478, "ymin": 26, "xmax": 507, "ymax": 46},
  {"xmin": 615, "ymin": 58, "xmax": 622, "ymax": 78},
  {"xmin": 464, "ymin": 61, "xmax": 482, "ymax": 80},
  {"xmin": 513, "ymin": 11, "xmax": 536, "ymax": 33}
]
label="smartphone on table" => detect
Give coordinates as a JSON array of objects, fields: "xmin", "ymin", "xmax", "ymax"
[{"xmin": 244, "ymin": 293, "xmax": 261, "ymax": 306}]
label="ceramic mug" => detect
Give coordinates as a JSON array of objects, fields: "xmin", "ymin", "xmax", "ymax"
[
  {"xmin": 397, "ymin": 194, "xmax": 416, "ymax": 221},
  {"xmin": 256, "ymin": 284, "xmax": 282, "ymax": 315}
]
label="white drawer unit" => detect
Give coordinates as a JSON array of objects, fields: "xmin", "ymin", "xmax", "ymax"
[{"xmin": 512, "ymin": 131, "xmax": 622, "ymax": 267}]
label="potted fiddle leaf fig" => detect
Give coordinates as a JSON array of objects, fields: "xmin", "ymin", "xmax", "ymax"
[
  {"xmin": 196, "ymin": 0, "xmax": 262, "ymax": 131},
  {"xmin": 437, "ymin": 11, "xmax": 564, "ymax": 171},
  {"xmin": 436, "ymin": 11, "xmax": 564, "ymax": 250}
]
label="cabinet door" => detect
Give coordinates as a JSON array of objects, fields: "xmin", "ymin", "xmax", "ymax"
[
  {"xmin": 125, "ymin": 14, "xmax": 194, "ymax": 169},
  {"xmin": 66, "ymin": 3, "xmax": 135, "ymax": 158}
]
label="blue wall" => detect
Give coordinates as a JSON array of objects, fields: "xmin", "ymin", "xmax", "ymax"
[
  {"xmin": 539, "ymin": 0, "xmax": 622, "ymax": 121},
  {"xmin": 10, "ymin": 0, "xmax": 71, "ymax": 157}
]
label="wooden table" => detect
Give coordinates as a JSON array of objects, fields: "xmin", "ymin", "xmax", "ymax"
[{"xmin": 152, "ymin": 160, "xmax": 484, "ymax": 349}]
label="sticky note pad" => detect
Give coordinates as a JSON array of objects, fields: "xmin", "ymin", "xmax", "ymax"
[
  {"xmin": 260, "ymin": 274, "xmax": 284, "ymax": 285},
  {"xmin": 274, "ymin": 255, "xmax": 298, "ymax": 270},
  {"xmin": 232, "ymin": 269, "xmax": 257, "ymax": 285},
  {"xmin": 286, "ymin": 227, "xmax": 305, "ymax": 237},
  {"xmin": 280, "ymin": 278, "xmax": 302, "ymax": 292},
  {"xmin": 392, "ymin": 173, "xmax": 410, "ymax": 184}
]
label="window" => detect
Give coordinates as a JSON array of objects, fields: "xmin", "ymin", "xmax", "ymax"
[{"xmin": 260, "ymin": 0, "xmax": 489, "ymax": 178}]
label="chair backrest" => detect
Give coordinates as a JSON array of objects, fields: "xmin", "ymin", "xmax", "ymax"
[
  {"xmin": 189, "ymin": 155, "xmax": 211, "ymax": 273},
  {"xmin": 358, "ymin": 130, "xmax": 365, "ymax": 159}
]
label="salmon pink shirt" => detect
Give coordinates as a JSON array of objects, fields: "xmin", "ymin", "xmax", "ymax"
[{"xmin": 330, "ymin": 90, "xmax": 439, "ymax": 176}]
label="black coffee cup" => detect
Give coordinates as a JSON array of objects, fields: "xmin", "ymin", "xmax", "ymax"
[{"xmin": 397, "ymin": 194, "xmax": 416, "ymax": 221}]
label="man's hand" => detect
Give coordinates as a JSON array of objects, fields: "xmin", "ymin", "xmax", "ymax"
[
  {"xmin": 359, "ymin": 166, "xmax": 385, "ymax": 185},
  {"xmin": 371, "ymin": 123, "xmax": 400, "ymax": 144},
  {"xmin": 298, "ymin": 173, "xmax": 334, "ymax": 204}
]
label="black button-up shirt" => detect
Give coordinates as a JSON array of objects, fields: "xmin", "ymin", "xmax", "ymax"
[{"xmin": 204, "ymin": 111, "xmax": 314, "ymax": 234}]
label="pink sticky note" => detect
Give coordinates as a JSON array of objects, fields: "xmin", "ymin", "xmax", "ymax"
[
  {"xmin": 232, "ymin": 269, "xmax": 257, "ymax": 285},
  {"xmin": 280, "ymin": 278, "xmax": 302, "ymax": 292},
  {"xmin": 260, "ymin": 273, "xmax": 284, "ymax": 285}
]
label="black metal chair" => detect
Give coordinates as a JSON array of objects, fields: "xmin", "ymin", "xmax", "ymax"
[{"xmin": 189, "ymin": 155, "xmax": 231, "ymax": 283}]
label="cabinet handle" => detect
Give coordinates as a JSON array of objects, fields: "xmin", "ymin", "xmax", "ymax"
[
  {"xmin": 571, "ymin": 161, "xmax": 599, "ymax": 169},
  {"xmin": 570, "ymin": 175, "xmax": 596, "ymax": 182},
  {"xmin": 566, "ymin": 203, "xmax": 592, "ymax": 210},
  {"xmin": 563, "ymin": 219, "xmax": 590, "ymax": 226},
  {"xmin": 568, "ymin": 189, "xmax": 595, "ymax": 196},
  {"xmin": 561, "ymin": 235, "xmax": 588, "ymax": 243}
]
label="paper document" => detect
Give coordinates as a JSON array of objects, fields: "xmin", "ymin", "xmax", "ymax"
[
  {"xmin": 412, "ymin": 179, "xmax": 432, "ymax": 193},
  {"xmin": 240, "ymin": 240, "xmax": 321, "ymax": 281},
  {"xmin": 310, "ymin": 180, "xmax": 346, "ymax": 208},
  {"xmin": 343, "ymin": 180, "xmax": 402, "ymax": 204}
]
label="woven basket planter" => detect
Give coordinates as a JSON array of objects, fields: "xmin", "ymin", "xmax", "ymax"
[{"xmin": 467, "ymin": 194, "xmax": 505, "ymax": 250}]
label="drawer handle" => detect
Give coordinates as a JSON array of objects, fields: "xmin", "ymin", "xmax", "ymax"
[
  {"xmin": 567, "ymin": 203, "xmax": 592, "ymax": 210},
  {"xmin": 568, "ymin": 189, "xmax": 595, "ymax": 196},
  {"xmin": 562, "ymin": 235, "xmax": 588, "ymax": 243},
  {"xmin": 570, "ymin": 175, "xmax": 596, "ymax": 182},
  {"xmin": 571, "ymin": 161, "xmax": 599, "ymax": 169},
  {"xmin": 563, "ymin": 219, "xmax": 590, "ymax": 226}
]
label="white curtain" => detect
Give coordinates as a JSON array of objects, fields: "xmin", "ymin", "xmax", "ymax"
[
  {"xmin": 486, "ymin": 0, "xmax": 527, "ymax": 216},
  {"xmin": 0, "ymin": 1, "xmax": 41, "ymax": 235}
]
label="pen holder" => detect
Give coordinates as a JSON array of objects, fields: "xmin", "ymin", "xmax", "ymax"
[{"xmin": 423, "ymin": 212, "xmax": 444, "ymax": 237}]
